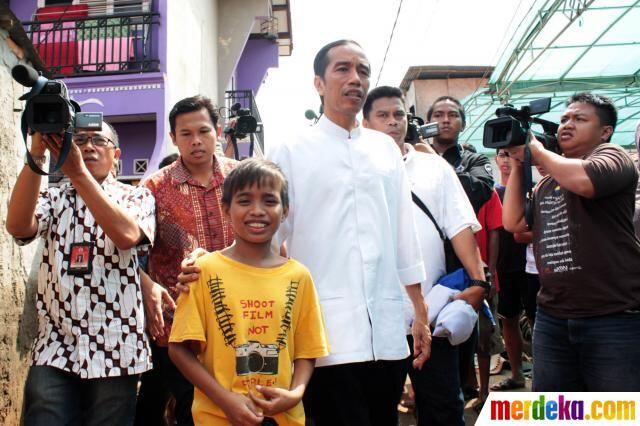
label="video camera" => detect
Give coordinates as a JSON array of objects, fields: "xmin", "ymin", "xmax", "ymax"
[
  {"xmin": 482, "ymin": 97, "xmax": 559, "ymax": 153},
  {"xmin": 406, "ymin": 113, "xmax": 440, "ymax": 144},
  {"xmin": 482, "ymin": 97, "xmax": 560, "ymax": 228},
  {"xmin": 12, "ymin": 64, "xmax": 102, "ymax": 174},
  {"xmin": 226, "ymin": 102, "xmax": 261, "ymax": 139}
]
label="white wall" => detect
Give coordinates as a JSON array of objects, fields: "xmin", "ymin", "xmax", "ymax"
[
  {"xmin": 217, "ymin": 0, "xmax": 269, "ymax": 98},
  {"xmin": 166, "ymin": 0, "xmax": 220, "ymax": 108}
]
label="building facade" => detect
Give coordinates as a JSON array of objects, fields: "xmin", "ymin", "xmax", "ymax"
[
  {"xmin": 10, "ymin": 0, "xmax": 293, "ymax": 181},
  {"xmin": 400, "ymin": 65, "xmax": 493, "ymax": 121}
]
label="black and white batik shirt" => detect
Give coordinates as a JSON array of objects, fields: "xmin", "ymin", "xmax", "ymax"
[{"xmin": 16, "ymin": 173, "xmax": 156, "ymax": 379}]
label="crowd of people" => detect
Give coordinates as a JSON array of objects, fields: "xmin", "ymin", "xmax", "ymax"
[{"xmin": 6, "ymin": 39, "xmax": 640, "ymax": 426}]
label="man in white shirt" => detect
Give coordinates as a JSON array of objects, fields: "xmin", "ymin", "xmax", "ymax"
[
  {"xmin": 362, "ymin": 86, "xmax": 489, "ymax": 426},
  {"xmin": 268, "ymin": 40, "xmax": 430, "ymax": 426}
]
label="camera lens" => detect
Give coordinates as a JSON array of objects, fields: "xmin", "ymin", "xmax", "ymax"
[
  {"xmin": 248, "ymin": 351, "xmax": 264, "ymax": 373},
  {"xmin": 34, "ymin": 103, "xmax": 62, "ymax": 125}
]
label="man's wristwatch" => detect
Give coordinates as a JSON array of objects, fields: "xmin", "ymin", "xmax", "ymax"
[
  {"xmin": 469, "ymin": 279, "xmax": 491, "ymax": 294},
  {"xmin": 25, "ymin": 154, "xmax": 46, "ymax": 167}
]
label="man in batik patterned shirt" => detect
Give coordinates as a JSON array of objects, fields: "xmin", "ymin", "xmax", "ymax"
[
  {"xmin": 135, "ymin": 95, "xmax": 237, "ymax": 426},
  {"xmin": 6, "ymin": 122, "xmax": 155, "ymax": 425}
]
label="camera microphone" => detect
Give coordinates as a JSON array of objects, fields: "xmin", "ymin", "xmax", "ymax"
[
  {"xmin": 305, "ymin": 109, "xmax": 318, "ymax": 120},
  {"xmin": 12, "ymin": 64, "xmax": 40, "ymax": 88}
]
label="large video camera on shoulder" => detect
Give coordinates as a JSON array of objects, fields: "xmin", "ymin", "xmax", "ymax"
[
  {"xmin": 482, "ymin": 97, "xmax": 559, "ymax": 228},
  {"xmin": 483, "ymin": 97, "xmax": 559, "ymax": 153},
  {"xmin": 12, "ymin": 64, "xmax": 102, "ymax": 175}
]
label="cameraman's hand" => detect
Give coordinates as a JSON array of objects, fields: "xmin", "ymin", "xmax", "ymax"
[
  {"xmin": 29, "ymin": 132, "xmax": 47, "ymax": 156},
  {"xmin": 506, "ymin": 132, "xmax": 544, "ymax": 163},
  {"xmin": 40, "ymin": 133, "xmax": 86, "ymax": 179}
]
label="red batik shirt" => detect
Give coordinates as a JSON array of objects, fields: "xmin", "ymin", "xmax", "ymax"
[{"xmin": 143, "ymin": 156, "xmax": 237, "ymax": 345}]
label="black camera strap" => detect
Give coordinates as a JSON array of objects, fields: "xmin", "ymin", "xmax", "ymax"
[
  {"xmin": 411, "ymin": 191, "xmax": 463, "ymax": 273},
  {"xmin": 21, "ymin": 115, "xmax": 73, "ymax": 175},
  {"xmin": 411, "ymin": 192, "xmax": 445, "ymax": 240},
  {"xmin": 523, "ymin": 140, "xmax": 535, "ymax": 228}
]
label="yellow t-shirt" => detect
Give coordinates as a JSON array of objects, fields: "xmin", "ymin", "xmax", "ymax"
[{"xmin": 169, "ymin": 251, "xmax": 329, "ymax": 426}]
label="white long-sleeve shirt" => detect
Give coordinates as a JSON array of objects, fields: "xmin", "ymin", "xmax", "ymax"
[{"xmin": 268, "ymin": 115, "xmax": 425, "ymax": 367}]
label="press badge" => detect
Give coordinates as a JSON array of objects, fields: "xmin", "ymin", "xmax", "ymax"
[{"xmin": 68, "ymin": 242, "xmax": 94, "ymax": 276}]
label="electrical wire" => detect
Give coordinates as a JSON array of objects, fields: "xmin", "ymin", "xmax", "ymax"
[
  {"xmin": 375, "ymin": 0, "xmax": 404, "ymax": 87},
  {"xmin": 464, "ymin": 0, "xmax": 528, "ymax": 107}
]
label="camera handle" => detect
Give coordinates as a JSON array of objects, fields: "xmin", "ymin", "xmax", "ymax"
[
  {"xmin": 523, "ymin": 133, "xmax": 535, "ymax": 228},
  {"xmin": 21, "ymin": 114, "xmax": 73, "ymax": 176}
]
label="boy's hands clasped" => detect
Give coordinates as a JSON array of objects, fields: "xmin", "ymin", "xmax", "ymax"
[
  {"xmin": 219, "ymin": 384, "xmax": 303, "ymax": 426},
  {"xmin": 249, "ymin": 384, "xmax": 303, "ymax": 417},
  {"xmin": 219, "ymin": 391, "xmax": 264, "ymax": 426}
]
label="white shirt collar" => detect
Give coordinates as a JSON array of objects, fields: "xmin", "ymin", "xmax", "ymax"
[{"xmin": 318, "ymin": 114, "xmax": 362, "ymax": 140}]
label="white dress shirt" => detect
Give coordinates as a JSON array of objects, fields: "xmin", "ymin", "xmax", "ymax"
[
  {"xmin": 268, "ymin": 115, "xmax": 425, "ymax": 367},
  {"xmin": 402, "ymin": 147, "xmax": 481, "ymax": 329}
]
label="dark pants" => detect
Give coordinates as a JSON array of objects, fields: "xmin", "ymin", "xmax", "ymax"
[
  {"xmin": 304, "ymin": 359, "xmax": 407, "ymax": 426},
  {"xmin": 24, "ymin": 365, "xmax": 138, "ymax": 426},
  {"xmin": 533, "ymin": 309, "xmax": 640, "ymax": 391},
  {"xmin": 458, "ymin": 322, "xmax": 479, "ymax": 388},
  {"xmin": 407, "ymin": 335, "xmax": 464, "ymax": 426},
  {"xmin": 135, "ymin": 342, "xmax": 194, "ymax": 426}
]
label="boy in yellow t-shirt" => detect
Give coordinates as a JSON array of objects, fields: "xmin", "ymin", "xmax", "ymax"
[{"xmin": 168, "ymin": 158, "xmax": 329, "ymax": 426}]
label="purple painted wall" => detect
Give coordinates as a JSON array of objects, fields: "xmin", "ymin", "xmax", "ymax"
[
  {"xmin": 236, "ymin": 38, "xmax": 278, "ymax": 96},
  {"xmin": 9, "ymin": 0, "xmax": 37, "ymax": 22},
  {"xmin": 67, "ymin": 73, "xmax": 164, "ymax": 115},
  {"xmin": 112, "ymin": 120, "xmax": 156, "ymax": 176},
  {"xmin": 65, "ymin": 72, "xmax": 168, "ymax": 177}
]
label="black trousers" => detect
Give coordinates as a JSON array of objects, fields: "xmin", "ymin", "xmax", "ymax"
[
  {"xmin": 303, "ymin": 359, "xmax": 407, "ymax": 426},
  {"xmin": 407, "ymin": 335, "xmax": 465, "ymax": 426},
  {"xmin": 135, "ymin": 342, "xmax": 194, "ymax": 426}
]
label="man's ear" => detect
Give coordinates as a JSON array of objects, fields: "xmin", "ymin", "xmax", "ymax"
[
  {"xmin": 314, "ymin": 75, "xmax": 325, "ymax": 98},
  {"xmin": 601, "ymin": 125, "xmax": 614, "ymax": 142},
  {"xmin": 362, "ymin": 118, "xmax": 370, "ymax": 129},
  {"xmin": 114, "ymin": 147, "xmax": 122, "ymax": 160},
  {"xmin": 170, "ymin": 132, "xmax": 177, "ymax": 146}
]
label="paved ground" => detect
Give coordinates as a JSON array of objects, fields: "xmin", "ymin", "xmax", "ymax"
[{"xmin": 399, "ymin": 354, "xmax": 533, "ymax": 426}]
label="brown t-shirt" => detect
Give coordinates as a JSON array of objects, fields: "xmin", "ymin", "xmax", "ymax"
[{"xmin": 533, "ymin": 143, "xmax": 640, "ymax": 318}]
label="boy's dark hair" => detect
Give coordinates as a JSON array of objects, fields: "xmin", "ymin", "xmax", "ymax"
[
  {"xmin": 159, "ymin": 153, "xmax": 179, "ymax": 169},
  {"xmin": 313, "ymin": 39, "xmax": 361, "ymax": 78},
  {"xmin": 363, "ymin": 86, "xmax": 404, "ymax": 119},
  {"xmin": 426, "ymin": 95, "xmax": 466, "ymax": 127},
  {"xmin": 222, "ymin": 158, "xmax": 289, "ymax": 210},
  {"xmin": 567, "ymin": 92, "xmax": 617, "ymax": 141},
  {"xmin": 169, "ymin": 95, "xmax": 219, "ymax": 134}
]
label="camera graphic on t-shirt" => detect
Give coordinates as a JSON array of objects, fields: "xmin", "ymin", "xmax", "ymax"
[{"xmin": 235, "ymin": 341, "xmax": 279, "ymax": 375}]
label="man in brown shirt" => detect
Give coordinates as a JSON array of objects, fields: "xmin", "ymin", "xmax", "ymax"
[{"xmin": 503, "ymin": 92, "xmax": 640, "ymax": 391}]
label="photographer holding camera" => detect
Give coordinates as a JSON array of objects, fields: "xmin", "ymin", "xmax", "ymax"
[
  {"xmin": 6, "ymin": 122, "xmax": 155, "ymax": 424},
  {"xmin": 502, "ymin": 92, "xmax": 640, "ymax": 391}
]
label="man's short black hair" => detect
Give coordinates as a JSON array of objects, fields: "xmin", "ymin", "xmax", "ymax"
[
  {"xmin": 221, "ymin": 158, "xmax": 289, "ymax": 211},
  {"xmin": 426, "ymin": 95, "xmax": 466, "ymax": 127},
  {"xmin": 567, "ymin": 92, "xmax": 617, "ymax": 141},
  {"xmin": 313, "ymin": 39, "xmax": 362, "ymax": 78},
  {"xmin": 159, "ymin": 153, "xmax": 179, "ymax": 169},
  {"xmin": 169, "ymin": 95, "xmax": 219, "ymax": 134},
  {"xmin": 363, "ymin": 86, "xmax": 404, "ymax": 119}
]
